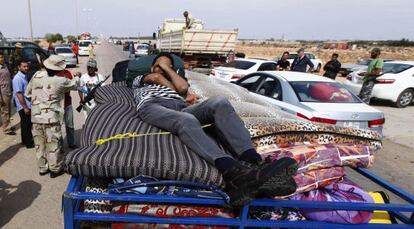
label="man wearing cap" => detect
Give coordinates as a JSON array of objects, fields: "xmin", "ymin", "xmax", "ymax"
[
  {"xmin": 9, "ymin": 42, "xmax": 24, "ymax": 76},
  {"xmin": 358, "ymin": 48, "xmax": 384, "ymax": 104},
  {"xmin": 79, "ymin": 59, "xmax": 104, "ymax": 118},
  {"xmin": 25, "ymin": 55, "xmax": 79, "ymax": 177},
  {"xmin": 291, "ymin": 48, "xmax": 314, "ymax": 73}
]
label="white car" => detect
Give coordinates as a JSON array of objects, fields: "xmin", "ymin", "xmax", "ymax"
[
  {"xmin": 78, "ymin": 40, "xmax": 93, "ymax": 56},
  {"xmin": 54, "ymin": 46, "xmax": 77, "ymax": 67},
  {"xmin": 286, "ymin": 52, "xmax": 323, "ymax": 72},
  {"xmin": 234, "ymin": 71, "xmax": 385, "ymax": 135},
  {"xmin": 134, "ymin": 43, "xmax": 149, "ymax": 57},
  {"xmin": 344, "ymin": 61, "xmax": 414, "ymax": 108},
  {"xmin": 209, "ymin": 58, "xmax": 277, "ymax": 82}
]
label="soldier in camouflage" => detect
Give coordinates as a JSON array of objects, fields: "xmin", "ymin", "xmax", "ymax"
[{"xmin": 25, "ymin": 55, "xmax": 79, "ymax": 177}]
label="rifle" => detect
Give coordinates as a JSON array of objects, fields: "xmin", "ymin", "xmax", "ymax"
[{"xmin": 76, "ymin": 74, "xmax": 111, "ymax": 112}]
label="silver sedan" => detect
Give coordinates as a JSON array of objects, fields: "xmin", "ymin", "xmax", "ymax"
[
  {"xmin": 233, "ymin": 71, "xmax": 385, "ymax": 135},
  {"xmin": 54, "ymin": 46, "xmax": 77, "ymax": 67}
]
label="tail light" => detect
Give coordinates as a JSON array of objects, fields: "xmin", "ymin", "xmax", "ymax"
[
  {"xmin": 210, "ymin": 69, "xmax": 215, "ymax": 76},
  {"xmin": 376, "ymin": 79, "xmax": 395, "ymax": 84},
  {"xmin": 297, "ymin": 113, "xmax": 337, "ymax": 125},
  {"xmin": 368, "ymin": 118, "xmax": 385, "ymax": 128},
  {"xmin": 231, "ymin": 74, "xmax": 244, "ymax": 80},
  {"xmin": 346, "ymin": 75, "xmax": 352, "ymax": 81}
]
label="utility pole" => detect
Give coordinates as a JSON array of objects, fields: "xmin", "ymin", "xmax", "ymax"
[
  {"xmin": 75, "ymin": 0, "xmax": 79, "ymax": 35},
  {"xmin": 27, "ymin": 0, "xmax": 34, "ymax": 41}
]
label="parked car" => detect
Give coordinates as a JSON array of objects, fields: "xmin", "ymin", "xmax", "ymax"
[
  {"xmin": 339, "ymin": 59, "xmax": 394, "ymax": 77},
  {"xmin": 78, "ymin": 40, "xmax": 93, "ymax": 56},
  {"xmin": 1, "ymin": 41, "xmax": 49, "ymax": 79},
  {"xmin": 134, "ymin": 43, "xmax": 149, "ymax": 57},
  {"xmin": 234, "ymin": 71, "xmax": 385, "ymax": 135},
  {"xmin": 209, "ymin": 58, "xmax": 277, "ymax": 82},
  {"xmin": 344, "ymin": 61, "xmax": 414, "ymax": 108},
  {"xmin": 116, "ymin": 40, "xmax": 122, "ymax": 45},
  {"xmin": 286, "ymin": 52, "xmax": 323, "ymax": 72},
  {"xmin": 54, "ymin": 46, "xmax": 77, "ymax": 67}
]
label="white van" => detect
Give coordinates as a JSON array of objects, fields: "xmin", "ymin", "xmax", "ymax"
[{"xmin": 78, "ymin": 40, "xmax": 93, "ymax": 56}]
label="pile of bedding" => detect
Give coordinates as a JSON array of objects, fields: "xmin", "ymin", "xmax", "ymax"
[{"xmin": 64, "ymin": 70, "xmax": 382, "ymax": 226}]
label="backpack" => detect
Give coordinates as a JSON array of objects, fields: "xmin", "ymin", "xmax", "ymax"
[
  {"xmin": 125, "ymin": 54, "xmax": 186, "ymax": 87},
  {"xmin": 112, "ymin": 59, "xmax": 129, "ymax": 83}
]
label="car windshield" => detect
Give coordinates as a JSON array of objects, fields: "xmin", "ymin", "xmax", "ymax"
[
  {"xmin": 79, "ymin": 41, "xmax": 91, "ymax": 47},
  {"xmin": 55, "ymin": 48, "xmax": 72, "ymax": 54},
  {"xmin": 288, "ymin": 54, "xmax": 297, "ymax": 59},
  {"xmin": 290, "ymin": 81, "xmax": 360, "ymax": 103},
  {"xmin": 222, "ymin": 60, "xmax": 255, "ymax": 70},
  {"xmin": 137, "ymin": 45, "xmax": 148, "ymax": 49},
  {"xmin": 382, "ymin": 63, "xmax": 413, "ymax": 74}
]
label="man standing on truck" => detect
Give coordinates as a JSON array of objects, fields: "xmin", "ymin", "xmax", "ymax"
[
  {"xmin": 133, "ymin": 53, "xmax": 298, "ymax": 206},
  {"xmin": 25, "ymin": 55, "xmax": 79, "ymax": 177},
  {"xmin": 358, "ymin": 48, "xmax": 383, "ymax": 104},
  {"xmin": 183, "ymin": 11, "xmax": 195, "ymax": 29},
  {"xmin": 291, "ymin": 48, "xmax": 314, "ymax": 72}
]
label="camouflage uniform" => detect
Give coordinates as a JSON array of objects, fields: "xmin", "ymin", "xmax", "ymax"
[{"xmin": 26, "ymin": 70, "xmax": 79, "ymax": 173}]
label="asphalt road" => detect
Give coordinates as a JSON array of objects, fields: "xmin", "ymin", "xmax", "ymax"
[{"xmin": 0, "ymin": 41, "xmax": 412, "ymax": 228}]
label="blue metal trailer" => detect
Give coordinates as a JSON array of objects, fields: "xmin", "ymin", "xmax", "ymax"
[{"xmin": 63, "ymin": 167, "xmax": 414, "ymax": 229}]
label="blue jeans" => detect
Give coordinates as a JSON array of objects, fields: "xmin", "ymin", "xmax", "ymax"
[
  {"xmin": 138, "ymin": 96, "xmax": 254, "ymax": 164},
  {"xmin": 64, "ymin": 105, "xmax": 75, "ymax": 146}
]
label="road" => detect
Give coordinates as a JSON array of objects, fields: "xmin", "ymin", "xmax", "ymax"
[{"xmin": 0, "ymin": 42, "xmax": 413, "ymax": 228}]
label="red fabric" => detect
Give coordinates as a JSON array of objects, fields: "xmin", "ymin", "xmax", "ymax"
[
  {"xmin": 57, "ymin": 70, "xmax": 73, "ymax": 108},
  {"xmin": 309, "ymin": 83, "xmax": 352, "ymax": 102},
  {"xmin": 72, "ymin": 44, "xmax": 79, "ymax": 55}
]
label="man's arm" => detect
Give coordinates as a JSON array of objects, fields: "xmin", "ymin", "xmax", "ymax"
[
  {"xmin": 307, "ymin": 58, "xmax": 315, "ymax": 69},
  {"xmin": 159, "ymin": 63, "xmax": 188, "ymax": 95},
  {"xmin": 16, "ymin": 92, "xmax": 30, "ymax": 114},
  {"xmin": 143, "ymin": 73, "xmax": 177, "ymax": 91}
]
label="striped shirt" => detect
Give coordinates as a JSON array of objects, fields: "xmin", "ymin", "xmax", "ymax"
[{"xmin": 132, "ymin": 74, "xmax": 185, "ymax": 110}]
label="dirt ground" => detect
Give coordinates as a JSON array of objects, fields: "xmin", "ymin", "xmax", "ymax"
[{"xmin": 235, "ymin": 43, "xmax": 414, "ymax": 64}]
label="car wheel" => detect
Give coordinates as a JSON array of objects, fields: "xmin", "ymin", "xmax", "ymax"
[
  {"xmin": 315, "ymin": 64, "xmax": 321, "ymax": 72},
  {"xmin": 395, "ymin": 89, "xmax": 414, "ymax": 108}
]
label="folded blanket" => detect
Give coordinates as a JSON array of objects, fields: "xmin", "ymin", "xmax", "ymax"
[{"xmin": 295, "ymin": 166, "xmax": 345, "ymax": 194}]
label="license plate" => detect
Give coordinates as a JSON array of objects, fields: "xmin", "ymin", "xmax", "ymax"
[{"xmin": 343, "ymin": 121, "xmax": 360, "ymax": 128}]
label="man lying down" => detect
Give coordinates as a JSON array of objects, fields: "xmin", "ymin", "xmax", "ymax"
[{"xmin": 132, "ymin": 53, "xmax": 298, "ymax": 206}]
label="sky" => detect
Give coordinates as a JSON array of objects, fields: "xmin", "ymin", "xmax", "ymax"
[{"xmin": 1, "ymin": 0, "xmax": 413, "ymax": 40}]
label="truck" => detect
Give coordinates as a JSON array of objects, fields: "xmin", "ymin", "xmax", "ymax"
[{"xmin": 157, "ymin": 18, "xmax": 238, "ymax": 69}]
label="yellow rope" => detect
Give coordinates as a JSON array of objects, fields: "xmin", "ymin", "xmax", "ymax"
[{"xmin": 95, "ymin": 124, "xmax": 213, "ymax": 145}]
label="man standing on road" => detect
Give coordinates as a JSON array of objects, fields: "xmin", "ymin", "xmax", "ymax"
[
  {"xmin": 0, "ymin": 52, "xmax": 15, "ymax": 135},
  {"xmin": 323, "ymin": 53, "xmax": 341, "ymax": 80},
  {"xmin": 358, "ymin": 48, "xmax": 384, "ymax": 104},
  {"xmin": 12, "ymin": 59, "xmax": 34, "ymax": 148},
  {"xmin": 291, "ymin": 48, "xmax": 314, "ymax": 73},
  {"xmin": 79, "ymin": 59, "xmax": 104, "ymax": 118},
  {"xmin": 9, "ymin": 42, "xmax": 24, "ymax": 76},
  {"xmin": 276, "ymin": 51, "xmax": 291, "ymax": 71},
  {"xmin": 57, "ymin": 70, "xmax": 78, "ymax": 149},
  {"xmin": 129, "ymin": 42, "xmax": 135, "ymax": 58},
  {"xmin": 26, "ymin": 55, "xmax": 79, "ymax": 177},
  {"xmin": 72, "ymin": 42, "xmax": 79, "ymax": 64},
  {"xmin": 133, "ymin": 53, "xmax": 298, "ymax": 206}
]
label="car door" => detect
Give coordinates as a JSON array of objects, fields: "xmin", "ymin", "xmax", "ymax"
[{"xmin": 234, "ymin": 73, "xmax": 264, "ymax": 92}]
